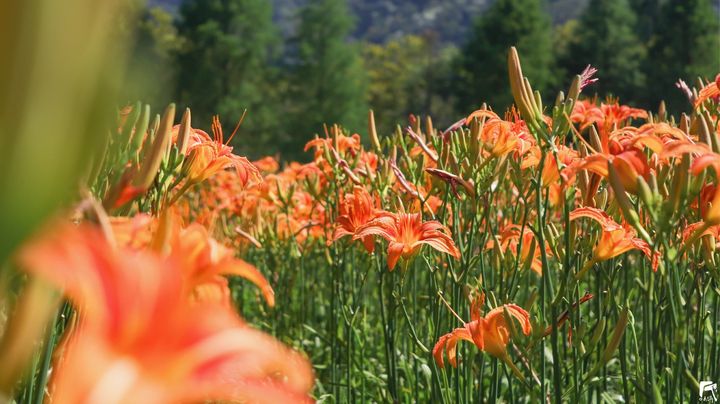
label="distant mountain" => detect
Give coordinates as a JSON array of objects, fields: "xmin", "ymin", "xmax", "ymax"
[{"xmin": 150, "ymin": 0, "xmax": 589, "ymax": 44}]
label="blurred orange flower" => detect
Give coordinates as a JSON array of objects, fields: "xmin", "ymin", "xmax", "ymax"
[{"xmin": 19, "ymin": 223, "xmax": 313, "ymax": 404}]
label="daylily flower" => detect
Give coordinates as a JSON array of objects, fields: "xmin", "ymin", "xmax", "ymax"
[
  {"xmin": 694, "ymin": 74, "xmax": 720, "ymax": 107},
  {"xmin": 19, "ymin": 222, "xmax": 314, "ymax": 404},
  {"xmin": 170, "ymin": 223, "xmax": 276, "ymax": 307},
  {"xmin": 465, "ymin": 109, "xmax": 534, "ymax": 158},
  {"xmin": 691, "ymin": 152, "xmax": 720, "ymax": 225},
  {"xmin": 332, "ymin": 186, "xmax": 378, "ymax": 252},
  {"xmin": 571, "ymin": 99, "xmax": 647, "ymax": 136},
  {"xmin": 353, "ymin": 212, "xmax": 460, "ymax": 270},
  {"xmin": 433, "ymin": 293, "xmax": 531, "ymax": 368},
  {"xmin": 182, "ymin": 116, "xmax": 262, "ymax": 186},
  {"xmin": 109, "ymin": 214, "xmax": 275, "ymax": 307},
  {"xmin": 570, "ymin": 207, "xmax": 658, "ymax": 277},
  {"xmin": 485, "ymin": 224, "xmax": 549, "ymax": 275}
]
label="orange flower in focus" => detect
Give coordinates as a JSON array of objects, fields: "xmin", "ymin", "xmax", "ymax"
[
  {"xmin": 354, "ymin": 212, "xmax": 460, "ymax": 270},
  {"xmin": 332, "ymin": 186, "xmax": 378, "ymax": 252},
  {"xmin": 570, "ymin": 207, "xmax": 658, "ymax": 276},
  {"xmin": 486, "ymin": 224, "xmax": 548, "ymax": 275},
  {"xmin": 691, "ymin": 152, "xmax": 720, "ymax": 225},
  {"xmin": 19, "ymin": 223, "xmax": 313, "ymax": 404},
  {"xmin": 571, "ymin": 99, "xmax": 647, "ymax": 135},
  {"xmin": 183, "ymin": 116, "xmax": 262, "ymax": 186},
  {"xmin": 694, "ymin": 74, "xmax": 720, "ymax": 107},
  {"xmin": 465, "ymin": 109, "xmax": 533, "ymax": 158},
  {"xmin": 433, "ymin": 293, "xmax": 531, "ymax": 367}
]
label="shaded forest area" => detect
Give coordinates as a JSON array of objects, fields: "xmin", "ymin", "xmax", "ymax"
[{"xmin": 125, "ymin": 0, "xmax": 720, "ymax": 160}]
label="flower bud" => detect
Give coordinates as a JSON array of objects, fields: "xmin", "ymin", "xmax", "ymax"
[
  {"xmin": 176, "ymin": 108, "xmax": 192, "ymax": 156},
  {"xmin": 368, "ymin": 110, "xmax": 382, "ymax": 153},
  {"xmin": 133, "ymin": 103, "xmax": 175, "ymax": 191}
]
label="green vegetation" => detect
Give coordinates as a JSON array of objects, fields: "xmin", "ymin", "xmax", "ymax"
[{"xmin": 129, "ymin": 0, "xmax": 720, "ymax": 158}]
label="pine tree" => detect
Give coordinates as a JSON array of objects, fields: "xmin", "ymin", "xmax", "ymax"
[
  {"xmin": 175, "ymin": 0, "xmax": 280, "ymax": 157},
  {"xmin": 647, "ymin": 0, "xmax": 720, "ymax": 111},
  {"xmin": 454, "ymin": 0, "xmax": 554, "ymax": 113},
  {"xmin": 562, "ymin": 0, "xmax": 646, "ymax": 104},
  {"xmin": 629, "ymin": 0, "xmax": 662, "ymax": 41},
  {"xmin": 286, "ymin": 0, "xmax": 367, "ymax": 160}
]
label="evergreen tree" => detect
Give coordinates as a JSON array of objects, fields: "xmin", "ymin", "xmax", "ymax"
[
  {"xmin": 124, "ymin": 6, "xmax": 183, "ymax": 109},
  {"xmin": 175, "ymin": 0, "xmax": 280, "ymax": 157},
  {"xmin": 363, "ymin": 34, "xmax": 456, "ymax": 135},
  {"xmin": 562, "ymin": 0, "xmax": 646, "ymax": 104},
  {"xmin": 286, "ymin": 0, "xmax": 367, "ymax": 160},
  {"xmin": 647, "ymin": 0, "xmax": 720, "ymax": 111},
  {"xmin": 628, "ymin": 0, "xmax": 662, "ymax": 41},
  {"xmin": 454, "ymin": 0, "xmax": 554, "ymax": 113}
]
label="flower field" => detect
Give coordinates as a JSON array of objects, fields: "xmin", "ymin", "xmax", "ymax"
[{"xmin": 2, "ymin": 29, "xmax": 720, "ymax": 404}]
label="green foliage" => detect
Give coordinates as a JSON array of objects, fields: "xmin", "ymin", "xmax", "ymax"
[
  {"xmin": 123, "ymin": 6, "xmax": 183, "ymax": 109},
  {"xmin": 285, "ymin": 0, "xmax": 368, "ymax": 160},
  {"xmin": 453, "ymin": 0, "xmax": 555, "ymax": 113},
  {"xmin": 560, "ymin": 0, "xmax": 646, "ymax": 104},
  {"xmin": 363, "ymin": 35, "xmax": 456, "ymax": 135},
  {"xmin": 176, "ymin": 0, "xmax": 281, "ymax": 157},
  {"xmin": 647, "ymin": 0, "xmax": 720, "ymax": 111}
]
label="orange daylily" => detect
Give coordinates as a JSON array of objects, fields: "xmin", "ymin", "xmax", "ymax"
[
  {"xmin": 19, "ymin": 222, "xmax": 313, "ymax": 404},
  {"xmin": 691, "ymin": 152, "xmax": 720, "ymax": 225},
  {"xmin": 183, "ymin": 116, "xmax": 262, "ymax": 186},
  {"xmin": 486, "ymin": 224, "xmax": 548, "ymax": 276},
  {"xmin": 570, "ymin": 207, "xmax": 658, "ymax": 276},
  {"xmin": 109, "ymin": 214, "xmax": 275, "ymax": 307},
  {"xmin": 694, "ymin": 74, "xmax": 720, "ymax": 107},
  {"xmin": 332, "ymin": 186, "xmax": 378, "ymax": 252},
  {"xmin": 571, "ymin": 99, "xmax": 647, "ymax": 136},
  {"xmin": 354, "ymin": 212, "xmax": 460, "ymax": 270},
  {"xmin": 465, "ymin": 109, "xmax": 534, "ymax": 158},
  {"xmin": 170, "ymin": 223, "xmax": 276, "ymax": 307},
  {"xmin": 433, "ymin": 293, "xmax": 532, "ymax": 367},
  {"xmin": 304, "ymin": 133, "xmax": 362, "ymax": 163}
]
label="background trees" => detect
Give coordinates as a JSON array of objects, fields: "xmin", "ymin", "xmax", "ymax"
[
  {"xmin": 125, "ymin": 0, "xmax": 720, "ymax": 159},
  {"xmin": 646, "ymin": 0, "xmax": 720, "ymax": 110},
  {"xmin": 175, "ymin": 0, "xmax": 281, "ymax": 156},
  {"xmin": 453, "ymin": 0, "xmax": 554, "ymax": 112},
  {"xmin": 284, "ymin": 0, "xmax": 367, "ymax": 160},
  {"xmin": 559, "ymin": 0, "xmax": 646, "ymax": 104}
]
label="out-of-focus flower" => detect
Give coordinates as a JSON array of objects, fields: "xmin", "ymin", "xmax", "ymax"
[
  {"xmin": 354, "ymin": 212, "xmax": 460, "ymax": 270},
  {"xmin": 253, "ymin": 156, "xmax": 280, "ymax": 174},
  {"xmin": 170, "ymin": 223, "xmax": 275, "ymax": 307},
  {"xmin": 433, "ymin": 293, "xmax": 531, "ymax": 367},
  {"xmin": 570, "ymin": 207, "xmax": 658, "ymax": 275},
  {"xmin": 18, "ymin": 222, "xmax": 313, "ymax": 404},
  {"xmin": 109, "ymin": 214, "xmax": 275, "ymax": 307},
  {"xmin": 332, "ymin": 186, "xmax": 378, "ymax": 252}
]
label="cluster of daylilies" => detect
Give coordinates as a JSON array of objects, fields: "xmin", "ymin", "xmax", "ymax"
[{"xmin": 1, "ymin": 48, "xmax": 719, "ymax": 402}]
